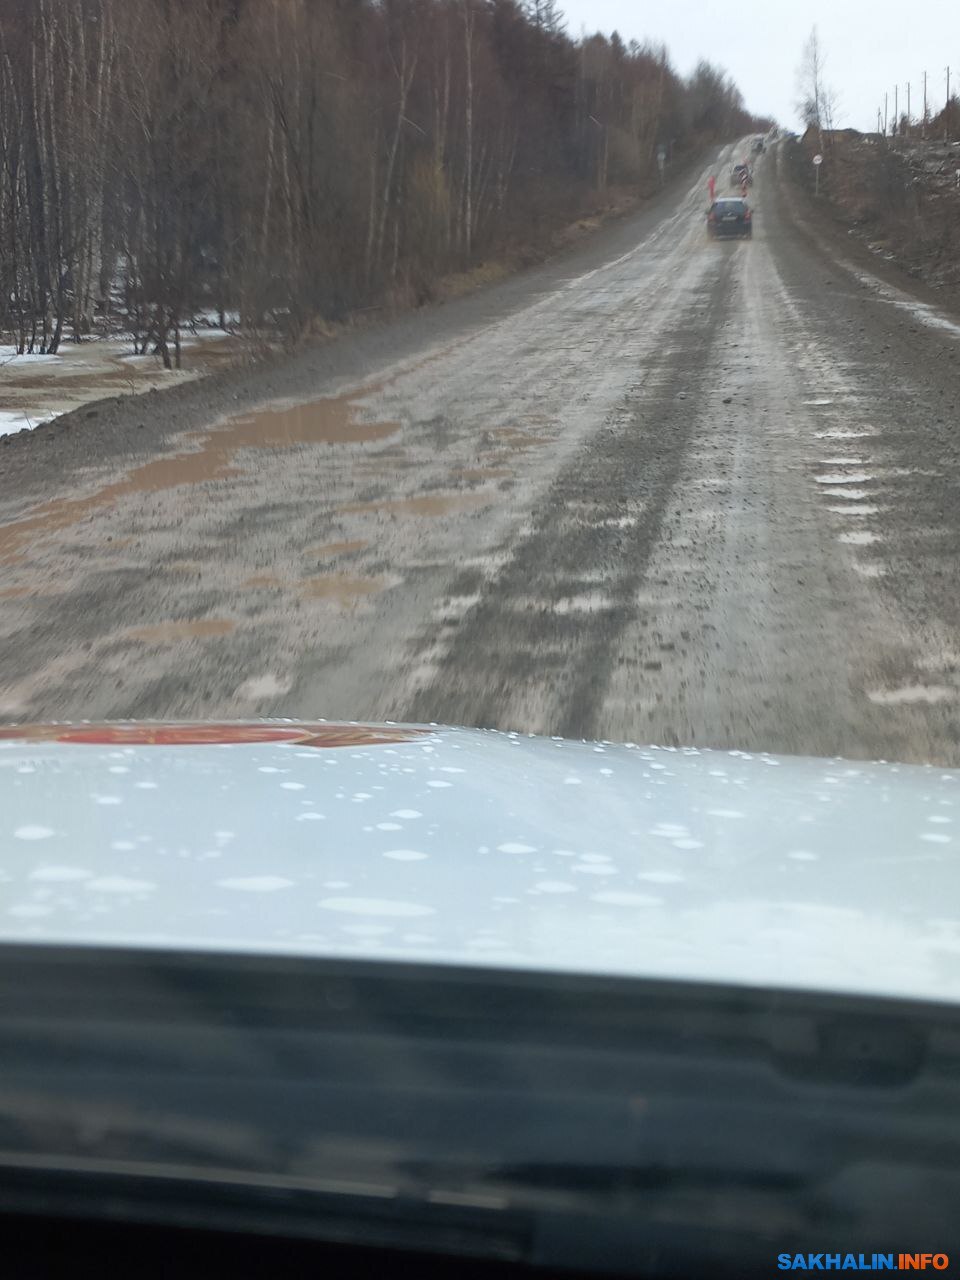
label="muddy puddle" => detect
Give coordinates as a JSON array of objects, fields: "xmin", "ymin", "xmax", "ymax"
[
  {"xmin": 300, "ymin": 573, "xmax": 394, "ymax": 602},
  {"xmin": 0, "ymin": 387, "xmax": 400, "ymax": 562},
  {"xmin": 239, "ymin": 563, "xmax": 389, "ymax": 603},
  {"xmin": 127, "ymin": 618, "xmax": 235, "ymax": 643},
  {"xmin": 208, "ymin": 395, "xmax": 401, "ymax": 448},
  {"xmin": 340, "ymin": 492, "xmax": 493, "ymax": 518}
]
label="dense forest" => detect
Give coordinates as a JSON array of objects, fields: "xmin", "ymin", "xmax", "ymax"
[{"xmin": 0, "ymin": 0, "xmax": 770, "ymax": 362}]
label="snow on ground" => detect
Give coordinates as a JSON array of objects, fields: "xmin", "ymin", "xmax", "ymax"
[
  {"xmin": 0, "ymin": 348, "xmax": 61, "ymax": 365},
  {"xmin": 0, "ymin": 411, "xmax": 44, "ymax": 439},
  {"xmin": 0, "ymin": 327, "xmax": 242, "ymax": 435}
]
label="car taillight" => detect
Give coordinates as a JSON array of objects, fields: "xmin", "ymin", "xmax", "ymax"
[
  {"xmin": 708, "ymin": 212, "xmax": 716, "ymax": 221},
  {"xmin": 744, "ymin": 209, "xmax": 751, "ymax": 219}
]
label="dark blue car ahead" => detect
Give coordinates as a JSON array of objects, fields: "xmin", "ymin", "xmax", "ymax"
[{"xmin": 707, "ymin": 197, "xmax": 752, "ymax": 239}]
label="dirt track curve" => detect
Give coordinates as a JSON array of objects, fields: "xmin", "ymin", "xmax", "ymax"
[{"xmin": 2, "ymin": 140, "xmax": 960, "ymax": 765}]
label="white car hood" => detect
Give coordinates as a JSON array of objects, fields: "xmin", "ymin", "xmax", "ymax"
[{"xmin": 0, "ymin": 721, "xmax": 957, "ymax": 1006}]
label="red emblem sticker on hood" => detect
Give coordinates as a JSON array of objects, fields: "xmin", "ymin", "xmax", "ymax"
[{"xmin": 0, "ymin": 723, "xmax": 431, "ymax": 748}]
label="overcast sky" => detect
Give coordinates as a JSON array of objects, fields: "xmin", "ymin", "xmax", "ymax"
[{"xmin": 557, "ymin": 0, "xmax": 958, "ymax": 131}]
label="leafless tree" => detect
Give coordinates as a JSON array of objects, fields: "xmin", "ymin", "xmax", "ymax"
[
  {"xmin": 796, "ymin": 27, "xmax": 838, "ymax": 150},
  {"xmin": 0, "ymin": 0, "xmax": 772, "ymax": 354}
]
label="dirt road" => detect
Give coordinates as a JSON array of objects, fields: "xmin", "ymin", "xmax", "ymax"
[{"xmin": 2, "ymin": 141, "xmax": 960, "ymax": 764}]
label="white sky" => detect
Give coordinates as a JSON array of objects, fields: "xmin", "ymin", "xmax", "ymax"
[{"xmin": 558, "ymin": 0, "xmax": 958, "ymax": 131}]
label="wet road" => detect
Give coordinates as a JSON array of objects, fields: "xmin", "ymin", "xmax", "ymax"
[{"xmin": 1, "ymin": 140, "xmax": 960, "ymax": 764}]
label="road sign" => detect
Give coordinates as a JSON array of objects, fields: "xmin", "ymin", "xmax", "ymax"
[{"xmin": 812, "ymin": 154, "xmax": 823, "ymax": 166}]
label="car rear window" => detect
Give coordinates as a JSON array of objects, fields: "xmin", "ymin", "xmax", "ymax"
[{"xmin": 715, "ymin": 201, "xmax": 747, "ymax": 213}]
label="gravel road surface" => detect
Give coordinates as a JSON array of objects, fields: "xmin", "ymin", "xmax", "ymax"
[{"xmin": 2, "ymin": 140, "xmax": 959, "ymax": 764}]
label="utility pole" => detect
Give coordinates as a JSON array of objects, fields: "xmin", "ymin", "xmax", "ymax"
[
  {"xmin": 894, "ymin": 84, "xmax": 898, "ymax": 134},
  {"xmin": 884, "ymin": 91, "xmax": 888, "ymax": 135},
  {"xmin": 906, "ymin": 82, "xmax": 911, "ymax": 136},
  {"xmin": 877, "ymin": 106, "xmax": 882, "ymax": 137},
  {"xmin": 923, "ymin": 70, "xmax": 928, "ymax": 137}
]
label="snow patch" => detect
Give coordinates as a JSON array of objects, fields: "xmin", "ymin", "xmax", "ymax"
[
  {"xmin": 868, "ymin": 685, "xmax": 955, "ymax": 705},
  {"xmin": 319, "ymin": 897, "xmax": 435, "ymax": 917}
]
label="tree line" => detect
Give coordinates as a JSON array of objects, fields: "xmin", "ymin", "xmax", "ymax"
[{"xmin": 0, "ymin": 0, "xmax": 770, "ymax": 363}]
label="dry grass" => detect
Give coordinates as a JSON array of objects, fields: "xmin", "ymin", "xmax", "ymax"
[{"xmin": 792, "ymin": 132, "xmax": 960, "ymax": 298}]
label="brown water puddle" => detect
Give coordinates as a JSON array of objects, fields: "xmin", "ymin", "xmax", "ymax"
[
  {"xmin": 340, "ymin": 492, "xmax": 493, "ymax": 518},
  {"xmin": 300, "ymin": 573, "xmax": 391, "ymax": 602},
  {"xmin": 127, "ymin": 618, "xmax": 235, "ymax": 643},
  {"xmin": 0, "ymin": 333, "xmax": 481, "ymax": 564},
  {"xmin": 242, "ymin": 573, "xmax": 283, "ymax": 588},
  {"xmin": 304, "ymin": 539, "xmax": 369, "ymax": 559},
  {"xmin": 224, "ymin": 397, "xmax": 399, "ymax": 448},
  {"xmin": 0, "ymin": 585, "xmax": 36, "ymax": 599},
  {"xmin": 0, "ymin": 388, "xmax": 400, "ymax": 563}
]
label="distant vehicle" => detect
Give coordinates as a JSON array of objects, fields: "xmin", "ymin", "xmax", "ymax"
[
  {"xmin": 752, "ymin": 136, "xmax": 765, "ymax": 154},
  {"xmin": 731, "ymin": 162, "xmax": 752, "ymax": 187},
  {"xmin": 707, "ymin": 197, "xmax": 752, "ymax": 239}
]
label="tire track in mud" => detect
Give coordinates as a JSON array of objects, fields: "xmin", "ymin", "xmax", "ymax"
[{"xmin": 403, "ymin": 251, "xmax": 738, "ymax": 739}]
